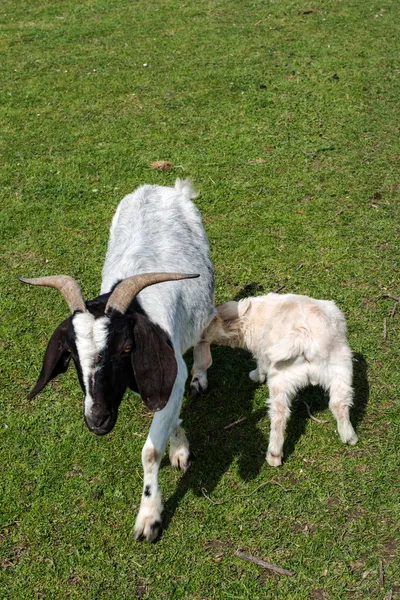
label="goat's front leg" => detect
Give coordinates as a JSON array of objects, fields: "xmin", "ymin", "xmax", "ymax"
[
  {"xmin": 134, "ymin": 359, "xmax": 187, "ymax": 542},
  {"xmin": 190, "ymin": 341, "xmax": 212, "ymax": 397}
]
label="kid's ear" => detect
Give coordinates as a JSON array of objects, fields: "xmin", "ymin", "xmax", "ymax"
[
  {"xmin": 217, "ymin": 301, "xmax": 240, "ymax": 321},
  {"xmin": 238, "ymin": 298, "xmax": 251, "ymax": 317},
  {"xmin": 131, "ymin": 315, "xmax": 177, "ymax": 411},
  {"xmin": 28, "ymin": 318, "xmax": 71, "ymax": 399}
]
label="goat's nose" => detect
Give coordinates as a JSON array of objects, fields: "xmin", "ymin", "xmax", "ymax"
[{"xmin": 84, "ymin": 409, "xmax": 114, "ymax": 436}]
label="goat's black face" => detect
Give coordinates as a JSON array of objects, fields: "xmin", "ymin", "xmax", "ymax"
[{"xmin": 28, "ymin": 296, "xmax": 178, "ymax": 436}]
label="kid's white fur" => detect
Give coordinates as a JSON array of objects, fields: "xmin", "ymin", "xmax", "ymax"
[{"xmin": 191, "ymin": 293, "xmax": 357, "ymax": 466}]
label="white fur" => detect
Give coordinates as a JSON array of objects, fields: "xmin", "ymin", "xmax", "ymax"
[
  {"xmin": 192, "ymin": 292, "xmax": 357, "ymax": 466},
  {"xmin": 101, "ymin": 179, "xmax": 214, "ymax": 352},
  {"xmin": 100, "ymin": 180, "xmax": 214, "ymax": 540},
  {"xmin": 73, "ymin": 314, "xmax": 110, "ymax": 419},
  {"xmin": 73, "ymin": 312, "xmax": 96, "ymax": 417}
]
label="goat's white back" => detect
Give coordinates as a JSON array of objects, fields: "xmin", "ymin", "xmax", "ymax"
[{"xmin": 101, "ymin": 180, "xmax": 214, "ymax": 352}]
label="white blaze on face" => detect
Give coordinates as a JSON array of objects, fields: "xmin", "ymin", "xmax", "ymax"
[{"xmin": 72, "ymin": 313, "xmax": 110, "ymax": 419}]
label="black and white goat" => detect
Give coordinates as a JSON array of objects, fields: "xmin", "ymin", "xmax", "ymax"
[{"xmin": 20, "ymin": 179, "xmax": 215, "ymax": 541}]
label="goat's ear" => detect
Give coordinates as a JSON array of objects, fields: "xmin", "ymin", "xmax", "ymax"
[
  {"xmin": 131, "ymin": 316, "xmax": 177, "ymax": 411},
  {"xmin": 238, "ymin": 298, "xmax": 251, "ymax": 317},
  {"xmin": 29, "ymin": 318, "xmax": 71, "ymax": 399},
  {"xmin": 218, "ymin": 301, "xmax": 240, "ymax": 321}
]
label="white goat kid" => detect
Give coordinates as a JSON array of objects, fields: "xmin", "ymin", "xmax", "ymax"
[{"xmin": 191, "ymin": 293, "xmax": 358, "ymax": 466}]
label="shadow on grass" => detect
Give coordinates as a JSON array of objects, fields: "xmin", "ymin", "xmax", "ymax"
[
  {"xmin": 350, "ymin": 352, "xmax": 369, "ymax": 432},
  {"xmin": 162, "ymin": 350, "xmax": 369, "ymax": 533},
  {"xmin": 233, "ymin": 282, "xmax": 266, "ymax": 299},
  {"xmin": 162, "ymin": 346, "xmax": 266, "ymax": 532},
  {"xmin": 282, "ymin": 352, "xmax": 369, "ymax": 462}
]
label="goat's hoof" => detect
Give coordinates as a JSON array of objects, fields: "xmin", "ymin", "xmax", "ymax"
[
  {"xmin": 190, "ymin": 384, "xmax": 200, "ymax": 398},
  {"xmin": 170, "ymin": 447, "xmax": 191, "ymax": 472},
  {"xmin": 249, "ymin": 369, "xmax": 260, "ymax": 382},
  {"xmin": 134, "ymin": 516, "xmax": 162, "ymax": 543},
  {"xmin": 342, "ymin": 431, "xmax": 358, "ymax": 446},
  {"xmin": 190, "ymin": 376, "xmax": 208, "ymax": 398},
  {"xmin": 266, "ymin": 452, "xmax": 282, "ymax": 467},
  {"xmin": 338, "ymin": 424, "xmax": 358, "ymax": 446}
]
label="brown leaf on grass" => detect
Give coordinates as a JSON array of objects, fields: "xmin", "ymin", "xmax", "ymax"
[
  {"xmin": 299, "ymin": 9, "xmax": 314, "ymax": 14},
  {"xmin": 304, "ymin": 523, "xmax": 316, "ymax": 535},
  {"xmin": 151, "ymin": 160, "xmax": 173, "ymax": 171},
  {"xmin": 248, "ymin": 158, "xmax": 268, "ymax": 164},
  {"xmin": 310, "ymin": 591, "xmax": 328, "ymax": 599}
]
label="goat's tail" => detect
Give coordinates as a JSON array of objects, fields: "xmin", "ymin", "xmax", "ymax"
[
  {"xmin": 267, "ymin": 328, "xmax": 319, "ymax": 363},
  {"xmin": 175, "ymin": 178, "xmax": 198, "ymax": 199}
]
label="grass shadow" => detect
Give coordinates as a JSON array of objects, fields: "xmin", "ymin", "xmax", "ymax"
[
  {"xmin": 282, "ymin": 385, "xmax": 330, "ymax": 462},
  {"xmin": 283, "ymin": 352, "xmax": 369, "ymax": 462},
  {"xmin": 162, "ymin": 346, "xmax": 266, "ymax": 532},
  {"xmin": 350, "ymin": 352, "xmax": 369, "ymax": 431},
  {"xmin": 233, "ymin": 282, "xmax": 266, "ymax": 300},
  {"xmin": 162, "ymin": 350, "xmax": 369, "ymax": 531}
]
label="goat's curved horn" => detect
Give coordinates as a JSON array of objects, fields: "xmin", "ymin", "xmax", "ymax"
[
  {"xmin": 18, "ymin": 275, "xmax": 87, "ymax": 313},
  {"xmin": 105, "ymin": 272, "xmax": 200, "ymax": 315}
]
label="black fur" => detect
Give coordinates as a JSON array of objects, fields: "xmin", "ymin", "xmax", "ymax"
[
  {"xmin": 28, "ymin": 317, "xmax": 72, "ymax": 399},
  {"xmin": 28, "ymin": 293, "xmax": 177, "ymax": 434}
]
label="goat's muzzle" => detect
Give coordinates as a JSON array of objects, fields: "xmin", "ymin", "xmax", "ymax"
[{"xmin": 84, "ymin": 409, "xmax": 116, "ymax": 436}]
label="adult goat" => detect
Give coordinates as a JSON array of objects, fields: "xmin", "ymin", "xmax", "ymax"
[{"xmin": 20, "ymin": 179, "xmax": 215, "ymax": 541}]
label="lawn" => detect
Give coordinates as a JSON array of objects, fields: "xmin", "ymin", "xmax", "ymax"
[{"xmin": 0, "ymin": 0, "xmax": 399, "ymax": 597}]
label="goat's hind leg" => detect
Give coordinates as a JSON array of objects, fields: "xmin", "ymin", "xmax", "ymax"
[
  {"xmin": 266, "ymin": 383, "xmax": 292, "ymax": 467},
  {"xmin": 328, "ymin": 369, "xmax": 358, "ymax": 446},
  {"xmin": 190, "ymin": 341, "xmax": 212, "ymax": 397}
]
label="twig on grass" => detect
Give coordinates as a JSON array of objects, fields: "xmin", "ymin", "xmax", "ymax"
[
  {"xmin": 379, "ymin": 560, "xmax": 384, "ymax": 590},
  {"xmin": 269, "ymin": 479, "xmax": 294, "ymax": 492},
  {"xmin": 386, "ymin": 589, "xmax": 393, "ymax": 600},
  {"xmin": 383, "ymin": 318, "xmax": 387, "ymax": 341},
  {"xmin": 201, "ymin": 488, "xmax": 225, "ymax": 505},
  {"xmin": 382, "ymin": 294, "xmax": 400, "ymax": 303},
  {"xmin": 303, "ymin": 401, "xmax": 328, "ymax": 424},
  {"xmin": 224, "ymin": 417, "xmax": 247, "ymax": 430},
  {"xmin": 132, "ymin": 558, "xmax": 144, "ymax": 569},
  {"xmin": 0, "ymin": 521, "xmax": 19, "ymax": 531},
  {"xmin": 242, "ymin": 479, "xmax": 294, "ymax": 496},
  {"xmin": 391, "ymin": 303, "xmax": 397, "ymax": 319},
  {"xmin": 236, "ymin": 550, "xmax": 294, "ymax": 576}
]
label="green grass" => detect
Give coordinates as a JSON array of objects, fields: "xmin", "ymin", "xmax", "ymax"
[{"xmin": 1, "ymin": 0, "xmax": 399, "ymax": 597}]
